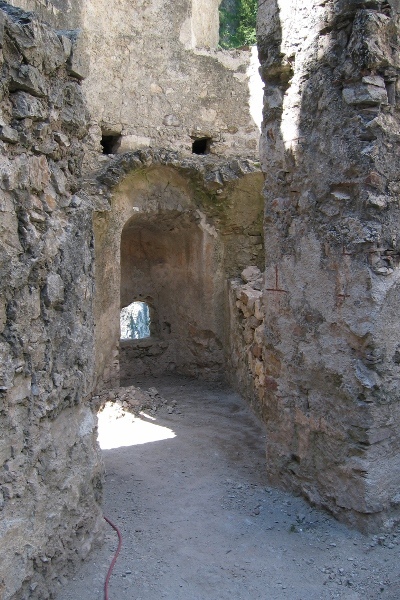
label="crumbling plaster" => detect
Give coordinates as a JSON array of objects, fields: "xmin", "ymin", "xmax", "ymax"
[{"xmin": 257, "ymin": 0, "xmax": 400, "ymax": 530}]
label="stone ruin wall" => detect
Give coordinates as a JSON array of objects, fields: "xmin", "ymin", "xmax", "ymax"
[
  {"xmin": 5, "ymin": 0, "xmax": 266, "ymax": 394},
  {"xmin": 228, "ymin": 265, "xmax": 266, "ymax": 414},
  {"xmin": 256, "ymin": 0, "xmax": 400, "ymax": 531},
  {"xmin": 91, "ymin": 151, "xmax": 264, "ymax": 387},
  {"xmin": 77, "ymin": 0, "xmax": 261, "ymax": 160},
  {"xmin": 9, "ymin": 0, "xmax": 262, "ymax": 161},
  {"xmin": 0, "ymin": 4, "xmax": 103, "ymax": 599},
  {"xmin": 3, "ymin": 0, "xmax": 400, "ymax": 597}
]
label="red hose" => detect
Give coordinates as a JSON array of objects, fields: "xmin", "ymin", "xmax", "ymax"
[{"xmin": 103, "ymin": 516, "xmax": 123, "ymax": 600}]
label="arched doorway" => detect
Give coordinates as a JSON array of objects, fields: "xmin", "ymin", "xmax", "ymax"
[
  {"xmin": 93, "ymin": 152, "xmax": 264, "ymax": 391},
  {"xmin": 119, "ymin": 210, "xmax": 225, "ymax": 382}
]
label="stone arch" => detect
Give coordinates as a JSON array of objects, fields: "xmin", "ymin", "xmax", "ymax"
[
  {"xmin": 92, "ymin": 149, "xmax": 264, "ymax": 389},
  {"xmin": 119, "ymin": 207, "xmax": 226, "ymax": 381}
]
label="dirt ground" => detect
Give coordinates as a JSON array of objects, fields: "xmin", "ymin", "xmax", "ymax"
[{"xmin": 56, "ymin": 377, "xmax": 400, "ymax": 600}]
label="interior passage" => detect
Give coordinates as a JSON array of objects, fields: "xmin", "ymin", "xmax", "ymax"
[{"xmin": 56, "ymin": 377, "xmax": 396, "ymax": 600}]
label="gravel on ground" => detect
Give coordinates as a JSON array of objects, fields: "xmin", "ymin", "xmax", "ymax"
[{"xmin": 56, "ymin": 376, "xmax": 400, "ymax": 600}]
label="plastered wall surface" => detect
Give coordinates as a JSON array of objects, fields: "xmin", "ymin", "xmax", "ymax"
[
  {"xmin": 257, "ymin": 0, "xmax": 400, "ymax": 530},
  {"xmin": 81, "ymin": 0, "xmax": 260, "ymax": 158}
]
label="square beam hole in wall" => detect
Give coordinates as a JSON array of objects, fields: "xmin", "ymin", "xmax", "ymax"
[
  {"xmin": 101, "ymin": 134, "xmax": 121, "ymax": 155},
  {"xmin": 192, "ymin": 137, "xmax": 212, "ymax": 155}
]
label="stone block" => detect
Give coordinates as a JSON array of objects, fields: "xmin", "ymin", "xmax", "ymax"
[
  {"xmin": 28, "ymin": 155, "xmax": 51, "ymax": 192},
  {"xmin": 254, "ymin": 359, "xmax": 264, "ymax": 377},
  {"xmin": 54, "ymin": 131, "xmax": 70, "ymax": 147},
  {"xmin": 0, "ymin": 124, "xmax": 18, "ymax": 143},
  {"xmin": 57, "ymin": 33, "xmax": 73, "ymax": 60},
  {"xmin": 0, "ymin": 300, "xmax": 5, "ymax": 332},
  {"xmin": 117, "ymin": 135, "xmax": 151, "ymax": 152},
  {"xmin": 362, "ymin": 75, "xmax": 385, "ymax": 88},
  {"xmin": 59, "ymin": 29, "xmax": 89, "ymax": 80},
  {"xmin": 11, "ymin": 91, "xmax": 47, "ymax": 120},
  {"xmin": 163, "ymin": 114, "xmax": 181, "ymax": 127},
  {"xmin": 43, "ymin": 272, "xmax": 65, "ymax": 308},
  {"xmin": 254, "ymin": 298, "xmax": 264, "ymax": 321},
  {"xmin": 7, "ymin": 375, "xmax": 31, "ymax": 404},
  {"xmin": 60, "ymin": 82, "xmax": 89, "ymax": 137},
  {"xmin": 41, "ymin": 27, "xmax": 67, "ymax": 73},
  {"xmin": 0, "ymin": 9, "xmax": 5, "ymax": 48},
  {"xmin": 254, "ymin": 324, "xmax": 265, "ymax": 346},
  {"xmin": 9, "ymin": 64, "xmax": 47, "ymax": 97},
  {"xmin": 244, "ymin": 327, "xmax": 254, "ymax": 344},
  {"xmin": 241, "ymin": 265, "xmax": 262, "ymax": 283},
  {"xmin": 247, "ymin": 315, "xmax": 261, "ymax": 329},
  {"xmin": 49, "ymin": 162, "xmax": 67, "ymax": 195},
  {"xmin": 0, "ymin": 341, "xmax": 14, "ymax": 390},
  {"xmin": 355, "ymin": 360, "xmax": 380, "ymax": 390},
  {"xmin": 19, "ymin": 285, "xmax": 41, "ymax": 321},
  {"xmin": 342, "ymin": 83, "xmax": 388, "ymax": 106},
  {"xmin": 0, "ymin": 201, "xmax": 22, "ymax": 253},
  {"xmin": 7, "ymin": 17, "xmax": 65, "ymax": 74},
  {"xmin": 367, "ymin": 192, "xmax": 387, "ymax": 209}
]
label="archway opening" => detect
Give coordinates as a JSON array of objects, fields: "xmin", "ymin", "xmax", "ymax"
[
  {"xmin": 119, "ymin": 211, "xmax": 225, "ymax": 383},
  {"xmin": 92, "ymin": 160, "xmax": 265, "ymax": 392}
]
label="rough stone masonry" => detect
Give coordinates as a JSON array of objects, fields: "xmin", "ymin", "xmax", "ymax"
[
  {"xmin": 3, "ymin": 0, "xmax": 400, "ymax": 598},
  {"xmin": 0, "ymin": 0, "xmax": 264, "ymax": 597},
  {"xmin": 257, "ymin": 0, "xmax": 400, "ymax": 531},
  {"xmin": 0, "ymin": 4, "xmax": 103, "ymax": 598}
]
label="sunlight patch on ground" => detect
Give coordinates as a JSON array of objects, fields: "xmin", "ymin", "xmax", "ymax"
[{"xmin": 98, "ymin": 402, "xmax": 176, "ymax": 450}]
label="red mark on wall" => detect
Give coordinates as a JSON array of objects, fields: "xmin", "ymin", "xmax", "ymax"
[{"xmin": 265, "ymin": 266, "xmax": 288, "ymax": 294}]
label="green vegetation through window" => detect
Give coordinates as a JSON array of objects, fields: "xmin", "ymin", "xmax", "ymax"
[{"xmin": 219, "ymin": 0, "xmax": 257, "ymax": 49}]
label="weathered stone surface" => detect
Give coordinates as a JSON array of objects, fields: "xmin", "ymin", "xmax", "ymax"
[
  {"xmin": 228, "ymin": 270, "xmax": 266, "ymax": 412},
  {"xmin": 4, "ymin": 7, "xmax": 66, "ymax": 73},
  {"xmin": 0, "ymin": 123, "xmax": 18, "ymax": 142},
  {"xmin": 241, "ymin": 265, "xmax": 262, "ymax": 283},
  {"xmin": 2, "ymin": 7, "xmax": 400, "ymax": 600},
  {"xmin": 0, "ymin": 4, "xmax": 103, "ymax": 599},
  {"xmin": 59, "ymin": 29, "xmax": 89, "ymax": 80},
  {"xmin": 59, "ymin": 81, "xmax": 89, "ymax": 137},
  {"xmin": 11, "ymin": 0, "xmax": 262, "ymax": 164},
  {"xmin": 342, "ymin": 83, "xmax": 388, "ymax": 106},
  {"xmin": 10, "ymin": 89, "xmax": 47, "ymax": 119},
  {"xmin": 9, "ymin": 63, "xmax": 47, "ymax": 96},
  {"xmin": 43, "ymin": 272, "xmax": 65, "ymax": 308},
  {"xmin": 257, "ymin": 0, "xmax": 400, "ymax": 531}
]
